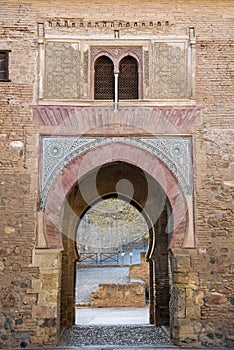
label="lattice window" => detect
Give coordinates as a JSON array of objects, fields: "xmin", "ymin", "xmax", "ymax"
[
  {"xmin": 0, "ymin": 50, "xmax": 10, "ymax": 82},
  {"xmin": 94, "ymin": 56, "xmax": 114, "ymax": 100},
  {"xmin": 119, "ymin": 56, "xmax": 138, "ymax": 100}
]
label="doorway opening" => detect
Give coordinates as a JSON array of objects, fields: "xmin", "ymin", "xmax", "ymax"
[
  {"xmin": 60, "ymin": 161, "xmax": 172, "ymax": 330},
  {"xmin": 75, "ymin": 196, "xmax": 149, "ymax": 325}
]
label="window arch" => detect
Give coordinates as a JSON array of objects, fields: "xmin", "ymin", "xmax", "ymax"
[
  {"xmin": 94, "ymin": 55, "xmax": 114, "ymax": 100},
  {"xmin": 118, "ymin": 56, "xmax": 138, "ymax": 100}
]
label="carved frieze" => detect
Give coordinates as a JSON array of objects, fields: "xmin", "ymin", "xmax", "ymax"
[{"xmin": 44, "ymin": 19, "xmax": 172, "ymax": 31}]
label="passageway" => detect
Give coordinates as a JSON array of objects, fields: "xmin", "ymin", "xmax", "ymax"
[
  {"xmin": 60, "ymin": 161, "xmax": 172, "ymax": 331},
  {"xmin": 75, "ymin": 197, "xmax": 149, "ymax": 318}
]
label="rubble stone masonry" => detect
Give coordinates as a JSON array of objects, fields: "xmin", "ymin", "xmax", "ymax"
[{"xmin": 0, "ymin": 0, "xmax": 233, "ymax": 348}]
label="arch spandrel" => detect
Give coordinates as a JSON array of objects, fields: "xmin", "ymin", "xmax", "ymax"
[
  {"xmin": 40, "ymin": 136, "xmax": 192, "ymax": 211},
  {"xmin": 42, "ymin": 141, "xmax": 195, "ymax": 250}
]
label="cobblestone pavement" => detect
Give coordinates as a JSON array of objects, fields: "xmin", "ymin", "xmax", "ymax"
[
  {"xmin": 22, "ymin": 345, "xmax": 230, "ymax": 350},
  {"xmin": 22, "ymin": 344, "xmax": 231, "ymax": 350},
  {"xmin": 21, "ymin": 324, "xmax": 230, "ymax": 350},
  {"xmin": 22, "ymin": 346, "xmax": 231, "ymax": 350},
  {"xmin": 16, "ymin": 310, "xmax": 231, "ymax": 350},
  {"xmin": 19, "ymin": 325, "xmax": 231, "ymax": 350},
  {"xmin": 59, "ymin": 325, "xmax": 172, "ymax": 347}
]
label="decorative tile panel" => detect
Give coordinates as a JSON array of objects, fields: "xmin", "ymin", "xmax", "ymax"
[{"xmin": 39, "ymin": 136, "xmax": 193, "ymax": 210}]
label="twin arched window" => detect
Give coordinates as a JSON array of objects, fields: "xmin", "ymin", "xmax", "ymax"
[{"xmin": 94, "ymin": 55, "xmax": 139, "ymax": 100}]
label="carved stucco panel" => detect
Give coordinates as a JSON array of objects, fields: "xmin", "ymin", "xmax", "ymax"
[
  {"xmin": 39, "ymin": 136, "xmax": 193, "ymax": 210},
  {"xmin": 44, "ymin": 41, "xmax": 81, "ymax": 99},
  {"xmin": 151, "ymin": 42, "xmax": 189, "ymax": 99},
  {"xmin": 144, "ymin": 50, "xmax": 149, "ymax": 92}
]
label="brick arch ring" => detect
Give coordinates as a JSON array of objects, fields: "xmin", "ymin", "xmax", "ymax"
[{"xmin": 43, "ymin": 142, "xmax": 195, "ymax": 250}]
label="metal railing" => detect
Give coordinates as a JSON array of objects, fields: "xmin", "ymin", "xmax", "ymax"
[
  {"xmin": 78, "ymin": 249, "xmax": 145, "ymax": 266},
  {"xmin": 78, "ymin": 253, "xmax": 98, "ymax": 264},
  {"xmin": 100, "ymin": 253, "xmax": 119, "ymax": 264},
  {"xmin": 78, "ymin": 252, "xmax": 119, "ymax": 265}
]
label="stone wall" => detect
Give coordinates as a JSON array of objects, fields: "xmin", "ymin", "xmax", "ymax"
[
  {"xmin": 90, "ymin": 282, "xmax": 146, "ymax": 308},
  {"xmin": 130, "ymin": 253, "xmax": 149, "ymax": 289},
  {"xmin": 78, "ymin": 252, "xmax": 149, "ymax": 308},
  {"xmin": 29, "ymin": 249, "xmax": 62, "ymax": 346},
  {"xmin": 0, "ymin": 0, "xmax": 233, "ymax": 348},
  {"xmin": 169, "ymin": 248, "xmax": 234, "ymax": 348}
]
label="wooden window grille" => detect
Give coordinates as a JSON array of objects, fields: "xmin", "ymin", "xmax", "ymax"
[
  {"xmin": 0, "ymin": 51, "xmax": 10, "ymax": 82},
  {"xmin": 118, "ymin": 56, "xmax": 138, "ymax": 100},
  {"xmin": 94, "ymin": 56, "xmax": 114, "ymax": 100}
]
